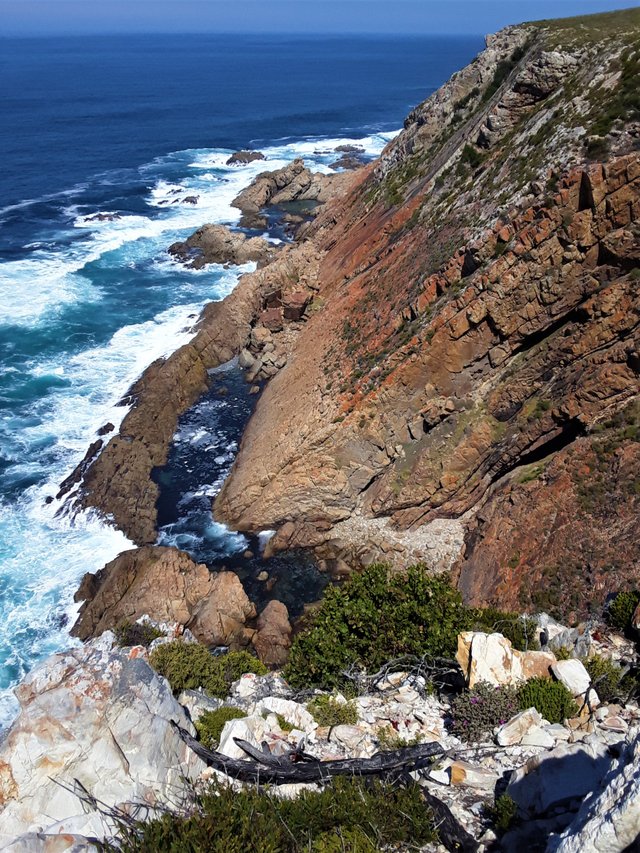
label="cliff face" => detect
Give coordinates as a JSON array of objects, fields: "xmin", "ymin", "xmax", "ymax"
[
  {"xmin": 215, "ymin": 11, "xmax": 640, "ymax": 618},
  {"xmin": 70, "ymin": 10, "xmax": 640, "ymax": 621}
]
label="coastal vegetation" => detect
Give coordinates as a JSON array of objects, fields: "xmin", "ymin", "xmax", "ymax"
[
  {"xmin": 108, "ymin": 777, "xmax": 438, "ymax": 852},
  {"xmin": 149, "ymin": 642, "xmax": 267, "ymax": 698},
  {"xmin": 284, "ymin": 564, "xmax": 538, "ymax": 691}
]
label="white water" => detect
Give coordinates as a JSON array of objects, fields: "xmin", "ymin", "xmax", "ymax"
[{"xmin": 0, "ymin": 131, "xmax": 396, "ymax": 729}]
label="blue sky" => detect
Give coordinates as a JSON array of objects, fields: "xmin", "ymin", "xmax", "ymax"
[{"xmin": 1, "ymin": 0, "xmax": 637, "ymax": 35}]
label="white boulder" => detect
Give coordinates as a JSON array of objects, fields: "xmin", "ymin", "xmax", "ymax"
[
  {"xmin": 551, "ymin": 659, "xmax": 592, "ymax": 697},
  {"xmin": 217, "ymin": 715, "xmax": 270, "ymax": 760},
  {"xmin": 255, "ymin": 696, "xmax": 316, "ymax": 732},
  {"xmin": 0, "ymin": 640, "xmax": 204, "ymax": 847},
  {"xmin": 496, "ymin": 707, "xmax": 543, "ymax": 746},
  {"xmin": 457, "ymin": 632, "xmax": 556, "ymax": 688},
  {"xmin": 547, "ymin": 728, "xmax": 640, "ymax": 852}
]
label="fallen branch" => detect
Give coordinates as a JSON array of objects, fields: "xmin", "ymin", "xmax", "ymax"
[
  {"xmin": 171, "ymin": 720, "xmax": 444, "ymax": 784},
  {"xmin": 174, "ymin": 723, "xmax": 477, "ymax": 852}
]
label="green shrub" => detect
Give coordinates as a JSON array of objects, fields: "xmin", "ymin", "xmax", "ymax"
[
  {"xmin": 114, "ymin": 620, "xmax": 165, "ymax": 648},
  {"xmin": 149, "ymin": 642, "xmax": 266, "ymax": 698},
  {"xmin": 469, "ymin": 607, "xmax": 539, "ymax": 651},
  {"xmin": 221, "ymin": 649, "xmax": 268, "ymax": 684},
  {"xmin": 606, "ymin": 590, "xmax": 640, "ymax": 634},
  {"xmin": 195, "ymin": 707, "xmax": 247, "ymax": 749},
  {"xmin": 109, "ymin": 777, "xmax": 438, "ymax": 852},
  {"xmin": 492, "ymin": 794, "xmax": 518, "ymax": 833},
  {"xmin": 283, "ymin": 565, "xmax": 470, "ymax": 690},
  {"xmin": 554, "ymin": 646, "xmax": 573, "ymax": 660},
  {"xmin": 284, "ymin": 564, "xmax": 540, "ymax": 691},
  {"xmin": 449, "ymin": 682, "xmax": 518, "ymax": 742},
  {"xmin": 583, "ymin": 654, "xmax": 640, "ymax": 703},
  {"xmin": 275, "ymin": 713, "xmax": 295, "ymax": 732},
  {"xmin": 517, "ymin": 677, "xmax": 578, "ymax": 723},
  {"xmin": 307, "ymin": 695, "xmax": 359, "ymax": 727}
]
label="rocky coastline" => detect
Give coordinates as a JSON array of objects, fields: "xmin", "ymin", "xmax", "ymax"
[
  {"xmin": 3, "ymin": 11, "xmax": 638, "ymax": 849},
  {"xmin": 62, "ymin": 14, "xmax": 639, "ymax": 624}
]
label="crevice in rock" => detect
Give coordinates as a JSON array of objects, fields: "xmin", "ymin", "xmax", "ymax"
[
  {"xmin": 578, "ymin": 170, "xmax": 594, "ymax": 212},
  {"xmin": 510, "ymin": 307, "xmax": 583, "ymax": 357},
  {"xmin": 490, "ymin": 417, "xmax": 586, "ymax": 485}
]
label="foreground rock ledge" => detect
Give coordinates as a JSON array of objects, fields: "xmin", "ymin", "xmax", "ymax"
[{"xmin": 0, "ymin": 637, "xmax": 204, "ymax": 846}]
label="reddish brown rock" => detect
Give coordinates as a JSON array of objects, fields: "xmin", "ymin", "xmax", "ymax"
[
  {"xmin": 251, "ymin": 600, "xmax": 292, "ymax": 666},
  {"xmin": 187, "ymin": 571, "xmax": 256, "ymax": 648},
  {"xmin": 72, "ymin": 546, "xmax": 257, "ymax": 650},
  {"xmin": 282, "ymin": 291, "xmax": 310, "ymax": 321},
  {"xmin": 260, "ymin": 308, "xmax": 284, "ymax": 332},
  {"xmin": 72, "ymin": 546, "xmax": 213, "ymax": 640}
]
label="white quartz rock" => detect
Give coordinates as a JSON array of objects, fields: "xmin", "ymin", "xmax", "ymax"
[{"xmin": 0, "ymin": 640, "xmax": 205, "ymax": 847}]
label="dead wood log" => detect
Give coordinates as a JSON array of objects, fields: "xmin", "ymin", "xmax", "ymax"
[
  {"xmin": 174, "ymin": 723, "xmax": 478, "ymax": 851},
  {"xmin": 171, "ymin": 720, "xmax": 444, "ymax": 784}
]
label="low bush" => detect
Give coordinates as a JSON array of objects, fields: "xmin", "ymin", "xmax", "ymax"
[
  {"xmin": 449, "ymin": 682, "xmax": 518, "ymax": 742},
  {"xmin": 584, "ymin": 654, "xmax": 639, "ymax": 703},
  {"xmin": 517, "ymin": 677, "xmax": 578, "ymax": 723},
  {"xmin": 149, "ymin": 642, "xmax": 267, "ymax": 698},
  {"xmin": 114, "ymin": 620, "xmax": 164, "ymax": 648},
  {"xmin": 109, "ymin": 777, "xmax": 438, "ymax": 852},
  {"xmin": 284, "ymin": 565, "xmax": 470, "ymax": 690},
  {"xmin": 307, "ymin": 695, "xmax": 359, "ymax": 727},
  {"xmin": 606, "ymin": 590, "xmax": 640, "ymax": 634},
  {"xmin": 492, "ymin": 793, "xmax": 518, "ymax": 833},
  {"xmin": 195, "ymin": 707, "xmax": 247, "ymax": 749},
  {"xmin": 284, "ymin": 564, "xmax": 539, "ymax": 691}
]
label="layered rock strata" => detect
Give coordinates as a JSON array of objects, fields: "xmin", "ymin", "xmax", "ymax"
[{"xmin": 66, "ymin": 13, "xmax": 640, "ymax": 618}]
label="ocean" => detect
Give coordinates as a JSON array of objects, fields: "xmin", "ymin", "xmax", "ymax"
[{"xmin": 0, "ymin": 32, "xmax": 482, "ymax": 729}]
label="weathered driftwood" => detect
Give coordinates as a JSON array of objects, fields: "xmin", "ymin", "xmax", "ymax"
[
  {"xmin": 173, "ymin": 723, "xmax": 478, "ymax": 851},
  {"xmin": 171, "ymin": 720, "xmax": 444, "ymax": 784}
]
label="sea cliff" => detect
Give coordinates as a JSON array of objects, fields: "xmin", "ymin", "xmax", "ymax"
[{"xmin": 67, "ymin": 9, "xmax": 639, "ymax": 622}]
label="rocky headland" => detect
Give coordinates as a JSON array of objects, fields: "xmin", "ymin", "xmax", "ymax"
[
  {"xmin": 63, "ymin": 9, "xmax": 640, "ymax": 622},
  {"xmin": 11, "ymin": 11, "xmax": 638, "ymax": 848}
]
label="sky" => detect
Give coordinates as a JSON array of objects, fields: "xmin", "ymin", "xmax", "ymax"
[{"xmin": 0, "ymin": 0, "xmax": 637, "ymax": 36}]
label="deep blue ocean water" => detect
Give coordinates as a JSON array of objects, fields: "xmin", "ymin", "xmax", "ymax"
[{"xmin": 0, "ymin": 33, "xmax": 482, "ymax": 728}]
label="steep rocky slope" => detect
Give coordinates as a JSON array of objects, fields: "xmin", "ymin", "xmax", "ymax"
[
  {"xmin": 70, "ymin": 9, "xmax": 640, "ymax": 620},
  {"xmin": 215, "ymin": 10, "xmax": 640, "ymax": 619}
]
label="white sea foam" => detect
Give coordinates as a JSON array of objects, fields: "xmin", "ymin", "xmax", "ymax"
[{"xmin": 0, "ymin": 129, "xmax": 399, "ymax": 731}]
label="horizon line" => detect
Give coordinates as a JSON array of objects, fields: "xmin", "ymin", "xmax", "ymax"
[{"xmin": 0, "ymin": 30, "xmax": 488, "ymax": 38}]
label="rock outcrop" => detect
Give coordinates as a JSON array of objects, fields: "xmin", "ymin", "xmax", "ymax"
[
  {"xmin": 457, "ymin": 631, "xmax": 558, "ymax": 688},
  {"xmin": 64, "ymin": 12, "xmax": 640, "ymax": 620},
  {"xmin": 231, "ymin": 158, "xmax": 350, "ymax": 213},
  {"xmin": 0, "ymin": 637, "xmax": 204, "ymax": 846},
  {"xmin": 548, "ymin": 728, "xmax": 640, "ymax": 853},
  {"xmin": 72, "ymin": 546, "xmax": 256, "ymax": 650},
  {"xmin": 168, "ymin": 223, "xmax": 276, "ymax": 269},
  {"xmin": 188, "ymin": 570, "xmax": 256, "ymax": 648},
  {"xmin": 251, "ymin": 600, "xmax": 292, "ymax": 667},
  {"xmin": 226, "ymin": 150, "xmax": 265, "ymax": 166}
]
